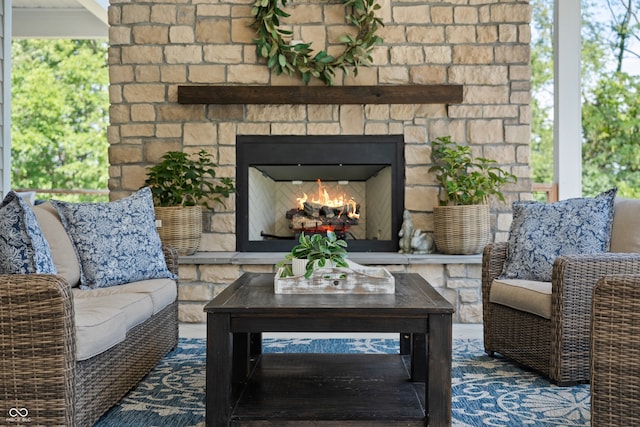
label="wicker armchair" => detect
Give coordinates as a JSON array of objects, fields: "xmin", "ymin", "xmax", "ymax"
[
  {"xmin": 591, "ymin": 275, "xmax": 640, "ymax": 427},
  {"xmin": 0, "ymin": 246, "xmax": 179, "ymax": 426},
  {"xmin": 482, "ymin": 242, "xmax": 640, "ymax": 386},
  {"xmin": 591, "ymin": 274, "xmax": 640, "ymax": 426}
]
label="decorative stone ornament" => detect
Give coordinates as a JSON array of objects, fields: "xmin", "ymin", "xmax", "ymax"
[{"xmin": 251, "ymin": 0, "xmax": 384, "ymax": 86}]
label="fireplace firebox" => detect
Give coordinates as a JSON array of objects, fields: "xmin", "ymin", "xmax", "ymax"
[{"xmin": 236, "ymin": 135, "xmax": 405, "ymax": 252}]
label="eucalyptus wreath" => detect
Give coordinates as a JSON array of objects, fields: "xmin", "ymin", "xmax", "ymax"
[{"xmin": 251, "ymin": 0, "xmax": 384, "ymax": 86}]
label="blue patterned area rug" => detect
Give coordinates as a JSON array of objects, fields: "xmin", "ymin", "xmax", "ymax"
[{"xmin": 94, "ymin": 338, "xmax": 590, "ymax": 427}]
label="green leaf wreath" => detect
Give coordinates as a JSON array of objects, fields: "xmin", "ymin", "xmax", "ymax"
[{"xmin": 251, "ymin": 0, "xmax": 384, "ymax": 86}]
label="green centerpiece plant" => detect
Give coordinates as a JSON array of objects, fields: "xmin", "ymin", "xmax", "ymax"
[
  {"xmin": 277, "ymin": 231, "xmax": 349, "ymax": 278},
  {"xmin": 429, "ymin": 136, "xmax": 517, "ymax": 254}
]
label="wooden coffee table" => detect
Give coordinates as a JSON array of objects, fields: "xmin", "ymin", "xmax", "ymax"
[{"xmin": 204, "ymin": 272, "xmax": 454, "ymax": 426}]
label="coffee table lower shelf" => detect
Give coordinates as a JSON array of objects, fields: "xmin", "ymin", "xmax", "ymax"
[{"xmin": 230, "ymin": 353, "xmax": 426, "ymax": 426}]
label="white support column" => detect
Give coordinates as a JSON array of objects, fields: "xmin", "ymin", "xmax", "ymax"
[
  {"xmin": 1, "ymin": 0, "xmax": 11, "ymax": 198},
  {"xmin": 553, "ymin": 0, "xmax": 582, "ymax": 199}
]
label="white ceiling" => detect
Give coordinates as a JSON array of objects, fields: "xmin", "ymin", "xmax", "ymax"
[{"xmin": 12, "ymin": 0, "xmax": 108, "ymax": 38}]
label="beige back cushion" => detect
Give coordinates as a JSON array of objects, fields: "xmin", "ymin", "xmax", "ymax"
[
  {"xmin": 33, "ymin": 202, "xmax": 81, "ymax": 287},
  {"xmin": 610, "ymin": 198, "xmax": 640, "ymax": 253}
]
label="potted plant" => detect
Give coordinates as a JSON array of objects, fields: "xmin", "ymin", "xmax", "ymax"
[
  {"xmin": 277, "ymin": 231, "xmax": 349, "ymax": 278},
  {"xmin": 429, "ymin": 136, "xmax": 517, "ymax": 254},
  {"xmin": 143, "ymin": 150, "xmax": 235, "ymax": 255}
]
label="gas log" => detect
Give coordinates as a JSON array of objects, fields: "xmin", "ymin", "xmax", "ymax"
[{"xmin": 286, "ymin": 201, "xmax": 359, "ymax": 233}]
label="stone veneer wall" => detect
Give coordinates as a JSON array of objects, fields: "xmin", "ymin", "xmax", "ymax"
[
  {"xmin": 107, "ymin": 0, "xmax": 533, "ymax": 323},
  {"xmin": 178, "ymin": 257, "xmax": 486, "ymax": 322}
]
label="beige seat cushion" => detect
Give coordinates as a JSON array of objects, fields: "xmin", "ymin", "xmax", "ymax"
[
  {"xmin": 74, "ymin": 299, "xmax": 127, "ymax": 361},
  {"xmin": 73, "ymin": 291, "xmax": 154, "ymax": 331},
  {"xmin": 33, "ymin": 202, "xmax": 81, "ymax": 287},
  {"xmin": 73, "ymin": 278, "xmax": 177, "ymax": 314},
  {"xmin": 489, "ymin": 278, "xmax": 552, "ymax": 319},
  {"xmin": 73, "ymin": 281, "xmax": 172, "ymax": 361},
  {"xmin": 611, "ymin": 198, "xmax": 640, "ymax": 253}
]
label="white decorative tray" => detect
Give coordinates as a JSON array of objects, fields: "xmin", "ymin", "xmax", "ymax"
[{"xmin": 274, "ymin": 262, "xmax": 395, "ymax": 294}]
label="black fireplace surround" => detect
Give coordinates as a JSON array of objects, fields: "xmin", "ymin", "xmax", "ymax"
[{"xmin": 236, "ymin": 135, "xmax": 405, "ymax": 252}]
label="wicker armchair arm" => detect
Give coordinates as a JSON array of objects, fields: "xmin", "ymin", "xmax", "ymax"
[
  {"xmin": 553, "ymin": 252, "xmax": 640, "ymax": 310},
  {"xmin": 162, "ymin": 245, "xmax": 179, "ymax": 277},
  {"xmin": 0, "ymin": 274, "xmax": 77, "ymax": 426},
  {"xmin": 550, "ymin": 253, "xmax": 640, "ymax": 381},
  {"xmin": 481, "ymin": 242, "xmax": 508, "ymax": 304},
  {"xmin": 481, "ymin": 242, "xmax": 508, "ymax": 349}
]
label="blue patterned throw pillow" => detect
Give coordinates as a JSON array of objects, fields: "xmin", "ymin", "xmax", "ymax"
[
  {"xmin": 500, "ymin": 188, "xmax": 617, "ymax": 282},
  {"xmin": 51, "ymin": 187, "xmax": 177, "ymax": 289},
  {"xmin": 0, "ymin": 191, "xmax": 57, "ymax": 274}
]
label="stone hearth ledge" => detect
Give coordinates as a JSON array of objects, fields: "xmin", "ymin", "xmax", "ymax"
[{"xmin": 178, "ymin": 252, "xmax": 482, "ymax": 266}]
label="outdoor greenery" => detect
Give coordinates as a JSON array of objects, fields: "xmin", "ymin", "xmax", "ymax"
[
  {"xmin": 11, "ymin": 39, "xmax": 109, "ymax": 202},
  {"xmin": 143, "ymin": 150, "xmax": 235, "ymax": 209},
  {"xmin": 531, "ymin": 0, "xmax": 640, "ymax": 198},
  {"xmin": 430, "ymin": 136, "xmax": 517, "ymax": 206}
]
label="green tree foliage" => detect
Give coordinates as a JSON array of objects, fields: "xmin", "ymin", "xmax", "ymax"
[
  {"xmin": 582, "ymin": 73, "xmax": 640, "ymax": 197},
  {"xmin": 530, "ymin": 0, "xmax": 554, "ymax": 185},
  {"xmin": 531, "ymin": 0, "xmax": 640, "ymax": 198},
  {"xmin": 11, "ymin": 39, "xmax": 109, "ymax": 202},
  {"xmin": 581, "ymin": 0, "xmax": 640, "ymax": 197}
]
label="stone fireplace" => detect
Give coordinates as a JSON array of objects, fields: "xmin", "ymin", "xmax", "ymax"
[
  {"xmin": 106, "ymin": 0, "xmax": 533, "ymax": 323},
  {"xmin": 236, "ymin": 135, "xmax": 404, "ymax": 252}
]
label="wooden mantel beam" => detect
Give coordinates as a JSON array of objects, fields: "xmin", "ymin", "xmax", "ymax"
[{"xmin": 177, "ymin": 85, "xmax": 463, "ymax": 105}]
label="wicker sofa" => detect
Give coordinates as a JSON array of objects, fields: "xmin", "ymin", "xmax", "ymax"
[
  {"xmin": 0, "ymin": 194, "xmax": 179, "ymax": 426},
  {"xmin": 482, "ymin": 196, "xmax": 640, "ymax": 386}
]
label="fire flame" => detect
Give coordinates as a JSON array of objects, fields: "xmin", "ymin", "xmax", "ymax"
[{"xmin": 297, "ymin": 179, "xmax": 360, "ymax": 219}]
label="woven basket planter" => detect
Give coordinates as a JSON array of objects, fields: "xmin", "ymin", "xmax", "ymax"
[
  {"xmin": 433, "ymin": 204, "xmax": 490, "ymax": 255},
  {"xmin": 154, "ymin": 206, "xmax": 202, "ymax": 256}
]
